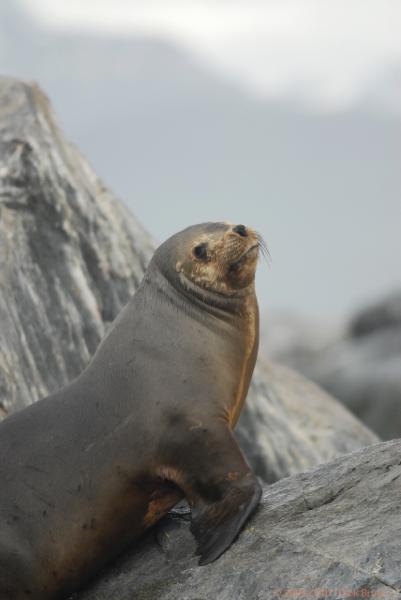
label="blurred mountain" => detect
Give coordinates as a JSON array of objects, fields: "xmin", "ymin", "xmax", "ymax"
[{"xmin": 1, "ymin": 0, "xmax": 400, "ymax": 316}]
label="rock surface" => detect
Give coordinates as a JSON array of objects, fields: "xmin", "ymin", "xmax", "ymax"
[
  {"xmin": 236, "ymin": 361, "xmax": 378, "ymax": 482},
  {"xmin": 0, "ymin": 76, "xmax": 154, "ymax": 413},
  {"xmin": 276, "ymin": 292, "xmax": 401, "ymax": 440},
  {"xmin": 75, "ymin": 438, "xmax": 401, "ymax": 600},
  {"xmin": 350, "ymin": 291, "xmax": 401, "ymax": 338}
]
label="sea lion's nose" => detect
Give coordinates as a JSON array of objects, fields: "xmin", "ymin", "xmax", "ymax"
[{"xmin": 233, "ymin": 224, "xmax": 248, "ymax": 237}]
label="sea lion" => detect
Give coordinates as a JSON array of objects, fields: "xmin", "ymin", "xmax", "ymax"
[{"xmin": 0, "ymin": 222, "xmax": 263, "ymax": 599}]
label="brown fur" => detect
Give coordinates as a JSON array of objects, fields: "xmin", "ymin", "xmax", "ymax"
[{"xmin": 0, "ymin": 222, "xmax": 263, "ymax": 598}]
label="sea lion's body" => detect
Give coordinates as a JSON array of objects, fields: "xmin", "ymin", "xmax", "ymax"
[{"xmin": 0, "ymin": 222, "xmax": 263, "ymax": 599}]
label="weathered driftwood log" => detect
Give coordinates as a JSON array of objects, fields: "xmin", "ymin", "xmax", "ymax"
[
  {"xmin": 0, "ymin": 77, "xmax": 378, "ymax": 490},
  {"xmin": 76, "ymin": 438, "xmax": 401, "ymax": 599}
]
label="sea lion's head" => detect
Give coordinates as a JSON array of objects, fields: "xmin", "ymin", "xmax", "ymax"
[{"xmin": 151, "ymin": 222, "xmax": 265, "ymax": 303}]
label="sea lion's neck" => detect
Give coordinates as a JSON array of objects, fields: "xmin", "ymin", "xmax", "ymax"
[{"xmin": 142, "ymin": 263, "xmax": 254, "ymax": 322}]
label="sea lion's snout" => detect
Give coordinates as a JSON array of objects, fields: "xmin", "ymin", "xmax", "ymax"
[
  {"xmin": 225, "ymin": 224, "xmax": 259, "ymax": 262},
  {"xmin": 223, "ymin": 226, "xmax": 260, "ymax": 291}
]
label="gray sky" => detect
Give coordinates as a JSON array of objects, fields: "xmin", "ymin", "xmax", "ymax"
[
  {"xmin": 22, "ymin": 0, "xmax": 401, "ymax": 115},
  {"xmin": 9, "ymin": 0, "xmax": 401, "ymax": 319}
]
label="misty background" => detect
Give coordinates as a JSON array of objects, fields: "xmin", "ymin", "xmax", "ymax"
[{"xmin": 1, "ymin": 0, "xmax": 400, "ymax": 330}]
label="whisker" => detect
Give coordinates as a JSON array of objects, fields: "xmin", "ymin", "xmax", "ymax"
[{"xmin": 256, "ymin": 231, "xmax": 271, "ymax": 266}]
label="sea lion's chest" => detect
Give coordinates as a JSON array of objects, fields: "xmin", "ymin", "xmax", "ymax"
[{"xmin": 171, "ymin": 297, "xmax": 259, "ymax": 425}]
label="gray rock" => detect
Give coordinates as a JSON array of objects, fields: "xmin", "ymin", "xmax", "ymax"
[
  {"xmin": 0, "ymin": 76, "xmax": 377, "ymax": 490},
  {"xmin": 305, "ymin": 329, "xmax": 401, "ymax": 441},
  {"xmin": 350, "ymin": 290, "xmax": 401, "ymax": 337},
  {"xmin": 236, "ymin": 361, "xmax": 378, "ymax": 482},
  {"xmin": 0, "ymin": 76, "xmax": 154, "ymax": 412},
  {"xmin": 75, "ymin": 438, "xmax": 401, "ymax": 600},
  {"xmin": 276, "ymin": 293, "xmax": 401, "ymax": 440}
]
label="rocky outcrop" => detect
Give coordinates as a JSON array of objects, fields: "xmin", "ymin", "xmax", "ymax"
[
  {"xmin": 0, "ymin": 76, "xmax": 153, "ymax": 413},
  {"xmin": 350, "ymin": 291, "xmax": 401, "ymax": 338},
  {"xmin": 76, "ymin": 438, "xmax": 401, "ymax": 599},
  {"xmin": 236, "ymin": 361, "xmax": 378, "ymax": 482},
  {"xmin": 0, "ymin": 76, "xmax": 377, "ymax": 489},
  {"xmin": 276, "ymin": 292, "xmax": 401, "ymax": 440}
]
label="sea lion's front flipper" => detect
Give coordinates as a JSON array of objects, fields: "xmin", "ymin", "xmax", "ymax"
[
  {"xmin": 161, "ymin": 425, "xmax": 262, "ymax": 565},
  {"xmin": 191, "ymin": 470, "xmax": 261, "ymax": 565}
]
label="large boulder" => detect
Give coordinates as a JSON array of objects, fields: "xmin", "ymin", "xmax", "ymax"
[
  {"xmin": 0, "ymin": 77, "xmax": 153, "ymax": 412},
  {"xmin": 274, "ymin": 293, "xmax": 401, "ymax": 440},
  {"xmin": 76, "ymin": 438, "xmax": 401, "ymax": 599},
  {"xmin": 350, "ymin": 290, "xmax": 401, "ymax": 337},
  {"xmin": 0, "ymin": 77, "xmax": 377, "ymax": 489},
  {"xmin": 236, "ymin": 361, "xmax": 378, "ymax": 482}
]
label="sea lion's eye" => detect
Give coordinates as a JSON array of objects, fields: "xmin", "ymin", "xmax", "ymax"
[{"xmin": 193, "ymin": 244, "xmax": 208, "ymax": 260}]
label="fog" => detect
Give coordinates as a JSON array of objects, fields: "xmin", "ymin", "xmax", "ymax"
[{"xmin": 1, "ymin": 0, "xmax": 400, "ymax": 318}]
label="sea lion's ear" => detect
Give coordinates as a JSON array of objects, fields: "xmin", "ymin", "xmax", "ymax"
[{"xmin": 190, "ymin": 473, "xmax": 261, "ymax": 565}]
